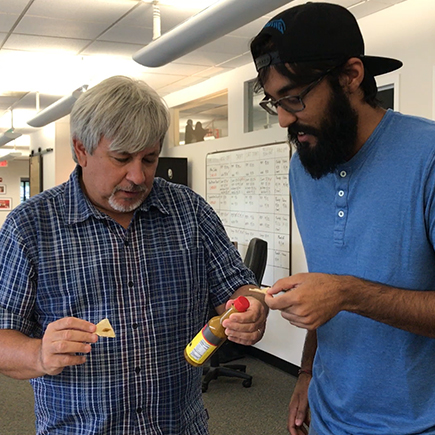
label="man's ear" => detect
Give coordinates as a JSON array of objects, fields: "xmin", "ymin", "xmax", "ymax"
[
  {"xmin": 340, "ymin": 57, "xmax": 365, "ymax": 94},
  {"xmin": 72, "ymin": 138, "xmax": 88, "ymax": 167}
]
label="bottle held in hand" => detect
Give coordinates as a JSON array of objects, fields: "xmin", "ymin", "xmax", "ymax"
[{"xmin": 184, "ymin": 296, "xmax": 250, "ymax": 367}]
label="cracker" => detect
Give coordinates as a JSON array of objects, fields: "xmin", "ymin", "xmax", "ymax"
[
  {"xmin": 249, "ymin": 287, "xmax": 271, "ymax": 295},
  {"xmin": 96, "ymin": 318, "xmax": 116, "ymax": 338}
]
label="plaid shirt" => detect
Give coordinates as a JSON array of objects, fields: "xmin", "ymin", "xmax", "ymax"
[{"xmin": 0, "ymin": 167, "xmax": 256, "ymax": 435}]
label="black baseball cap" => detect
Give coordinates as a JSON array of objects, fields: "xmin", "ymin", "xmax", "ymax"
[{"xmin": 252, "ymin": 2, "xmax": 402, "ymax": 76}]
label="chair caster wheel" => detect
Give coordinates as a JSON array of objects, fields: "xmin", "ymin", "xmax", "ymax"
[{"xmin": 242, "ymin": 379, "xmax": 252, "ymax": 388}]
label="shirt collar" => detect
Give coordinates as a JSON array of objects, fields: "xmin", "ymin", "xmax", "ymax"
[{"xmin": 137, "ymin": 178, "xmax": 171, "ymax": 216}]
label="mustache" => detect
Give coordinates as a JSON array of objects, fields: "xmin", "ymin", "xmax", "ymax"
[
  {"xmin": 113, "ymin": 184, "xmax": 147, "ymax": 193},
  {"xmin": 288, "ymin": 123, "xmax": 320, "ymax": 138}
]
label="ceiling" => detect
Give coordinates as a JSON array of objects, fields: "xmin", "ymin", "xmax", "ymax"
[{"xmin": 0, "ymin": 0, "xmax": 407, "ymax": 157}]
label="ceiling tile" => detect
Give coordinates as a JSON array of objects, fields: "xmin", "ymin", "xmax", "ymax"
[
  {"xmin": 0, "ymin": 95, "xmax": 24, "ymax": 111},
  {"xmin": 0, "ymin": 31, "xmax": 8, "ymax": 45},
  {"xmin": 349, "ymin": 1, "xmax": 396, "ymax": 19},
  {"xmin": 81, "ymin": 40, "xmax": 144, "ymax": 57},
  {"xmin": 175, "ymin": 50, "xmax": 240, "ymax": 68},
  {"xmin": 0, "ymin": 13, "xmax": 20, "ymax": 33},
  {"xmin": 26, "ymin": 0, "xmax": 139, "ymax": 23},
  {"xmin": 371, "ymin": 0, "xmax": 408, "ymax": 5},
  {"xmin": 157, "ymin": 75, "xmax": 208, "ymax": 95},
  {"xmin": 3, "ymin": 34, "xmax": 90, "ymax": 53},
  {"xmin": 227, "ymin": 16, "xmax": 270, "ymax": 38},
  {"xmin": 199, "ymin": 35, "xmax": 251, "ymax": 56},
  {"xmin": 0, "ymin": 0, "xmax": 31, "ymax": 15},
  {"xmin": 135, "ymin": 71, "xmax": 187, "ymax": 89},
  {"xmin": 151, "ymin": 61, "xmax": 217, "ymax": 77},
  {"xmin": 98, "ymin": 23, "xmax": 152, "ymax": 45},
  {"xmin": 15, "ymin": 16, "xmax": 110, "ymax": 39},
  {"xmin": 192, "ymin": 66, "xmax": 231, "ymax": 79},
  {"xmin": 219, "ymin": 52, "xmax": 254, "ymax": 69}
]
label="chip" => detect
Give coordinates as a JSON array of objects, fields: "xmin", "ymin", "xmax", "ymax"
[
  {"xmin": 96, "ymin": 318, "xmax": 116, "ymax": 338},
  {"xmin": 249, "ymin": 287, "xmax": 271, "ymax": 295}
]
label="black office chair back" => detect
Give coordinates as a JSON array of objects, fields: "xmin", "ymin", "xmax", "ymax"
[{"xmin": 244, "ymin": 238, "xmax": 267, "ymax": 286}]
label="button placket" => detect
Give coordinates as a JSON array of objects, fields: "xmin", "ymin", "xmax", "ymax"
[
  {"xmin": 122, "ymin": 233, "xmax": 146, "ymax": 426},
  {"xmin": 334, "ymin": 169, "xmax": 350, "ymax": 245}
]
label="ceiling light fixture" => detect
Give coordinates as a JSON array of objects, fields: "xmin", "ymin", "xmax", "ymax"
[
  {"xmin": 27, "ymin": 85, "xmax": 88, "ymax": 128},
  {"xmin": 0, "ymin": 110, "xmax": 22, "ymax": 147},
  {"xmin": 0, "ymin": 151, "xmax": 22, "ymax": 162},
  {"xmin": 0, "ymin": 129, "xmax": 22, "ymax": 147},
  {"xmin": 133, "ymin": 0, "xmax": 292, "ymax": 67}
]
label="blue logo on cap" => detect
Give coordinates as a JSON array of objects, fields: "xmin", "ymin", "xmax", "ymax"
[{"xmin": 264, "ymin": 19, "xmax": 286, "ymax": 34}]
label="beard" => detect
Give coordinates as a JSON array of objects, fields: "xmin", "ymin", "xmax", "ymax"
[
  {"xmin": 288, "ymin": 83, "xmax": 358, "ymax": 179},
  {"xmin": 108, "ymin": 184, "xmax": 148, "ymax": 213}
]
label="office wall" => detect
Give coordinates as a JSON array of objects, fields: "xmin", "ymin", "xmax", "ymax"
[
  {"xmin": 0, "ymin": 117, "xmax": 74, "ymax": 225},
  {"xmin": 54, "ymin": 117, "xmax": 76, "ymax": 186},
  {"xmin": 0, "ymin": 160, "xmax": 29, "ymax": 227},
  {"xmin": 29, "ymin": 123, "xmax": 55, "ymax": 191},
  {"xmin": 162, "ymin": 0, "xmax": 435, "ymax": 366},
  {"xmin": 29, "ymin": 116, "xmax": 75, "ymax": 191},
  {"xmin": 360, "ymin": 0, "xmax": 435, "ymax": 120}
]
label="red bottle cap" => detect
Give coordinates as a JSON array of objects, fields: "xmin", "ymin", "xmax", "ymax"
[{"xmin": 233, "ymin": 296, "xmax": 250, "ymax": 312}]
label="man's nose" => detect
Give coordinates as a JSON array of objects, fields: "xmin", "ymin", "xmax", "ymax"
[
  {"xmin": 277, "ymin": 106, "xmax": 298, "ymax": 129},
  {"xmin": 126, "ymin": 161, "xmax": 146, "ymax": 185}
]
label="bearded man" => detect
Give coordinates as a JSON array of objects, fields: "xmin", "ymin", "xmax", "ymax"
[{"xmin": 251, "ymin": 3, "xmax": 435, "ymax": 435}]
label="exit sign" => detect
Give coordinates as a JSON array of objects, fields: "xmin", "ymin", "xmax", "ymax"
[{"xmin": 0, "ymin": 161, "xmax": 8, "ymax": 167}]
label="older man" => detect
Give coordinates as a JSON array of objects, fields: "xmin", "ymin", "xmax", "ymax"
[{"xmin": 0, "ymin": 76, "xmax": 267, "ymax": 435}]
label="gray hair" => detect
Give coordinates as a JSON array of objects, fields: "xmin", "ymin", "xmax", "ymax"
[{"xmin": 70, "ymin": 75, "xmax": 170, "ymax": 163}]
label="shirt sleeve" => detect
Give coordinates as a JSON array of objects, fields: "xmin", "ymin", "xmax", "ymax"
[{"xmin": 0, "ymin": 213, "xmax": 40, "ymax": 337}]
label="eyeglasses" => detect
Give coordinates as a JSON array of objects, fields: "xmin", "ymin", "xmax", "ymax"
[{"xmin": 259, "ymin": 72, "xmax": 330, "ymax": 116}]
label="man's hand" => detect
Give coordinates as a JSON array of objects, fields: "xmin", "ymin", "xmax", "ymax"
[
  {"xmin": 38, "ymin": 317, "xmax": 98, "ymax": 376},
  {"xmin": 265, "ymin": 273, "xmax": 348, "ymax": 329},
  {"xmin": 288, "ymin": 374, "xmax": 311, "ymax": 435},
  {"xmin": 221, "ymin": 296, "xmax": 268, "ymax": 345}
]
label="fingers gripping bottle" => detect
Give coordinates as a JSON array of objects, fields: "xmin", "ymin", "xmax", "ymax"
[{"xmin": 184, "ymin": 296, "xmax": 250, "ymax": 367}]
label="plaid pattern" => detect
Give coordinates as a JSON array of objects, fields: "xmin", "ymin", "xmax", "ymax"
[{"xmin": 0, "ymin": 167, "xmax": 256, "ymax": 435}]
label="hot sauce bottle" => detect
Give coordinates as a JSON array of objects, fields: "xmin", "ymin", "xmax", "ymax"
[{"xmin": 184, "ymin": 296, "xmax": 250, "ymax": 367}]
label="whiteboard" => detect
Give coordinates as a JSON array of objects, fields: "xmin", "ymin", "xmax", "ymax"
[{"xmin": 206, "ymin": 142, "xmax": 291, "ymax": 287}]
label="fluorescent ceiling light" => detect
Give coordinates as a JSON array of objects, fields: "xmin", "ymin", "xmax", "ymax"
[
  {"xmin": 0, "ymin": 152, "xmax": 22, "ymax": 162},
  {"xmin": 133, "ymin": 0, "xmax": 292, "ymax": 67},
  {"xmin": 27, "ymin": 85, "xmax": 88, "ymax": 128},
  {"xmin": 0, "ymin": 52, "xmax": 86, "ymax": 96},
  {"xmin": 0, "ymin": 109, "xmax": 38, "ymax": 130},
  {"xmin": 0, "ymin": 129, "xmax": 22, "ymax": 147}
]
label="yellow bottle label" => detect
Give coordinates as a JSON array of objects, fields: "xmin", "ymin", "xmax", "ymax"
[{"xmin": 185, "ymin": 327, "xmax": 219, "ymax": 364}]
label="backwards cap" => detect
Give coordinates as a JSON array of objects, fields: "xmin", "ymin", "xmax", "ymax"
[{"xmin": 252, "ymin": 2, "xmax": 402, "ymax": 77}]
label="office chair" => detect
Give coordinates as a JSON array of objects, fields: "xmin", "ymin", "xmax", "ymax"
[
  {"xmin": 202, "ymin": 238, "xmax": 268, "ymax": 392},
  {"xmin": 243, "ymin": 238, "xmax": 268, "ymax": 285}
]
